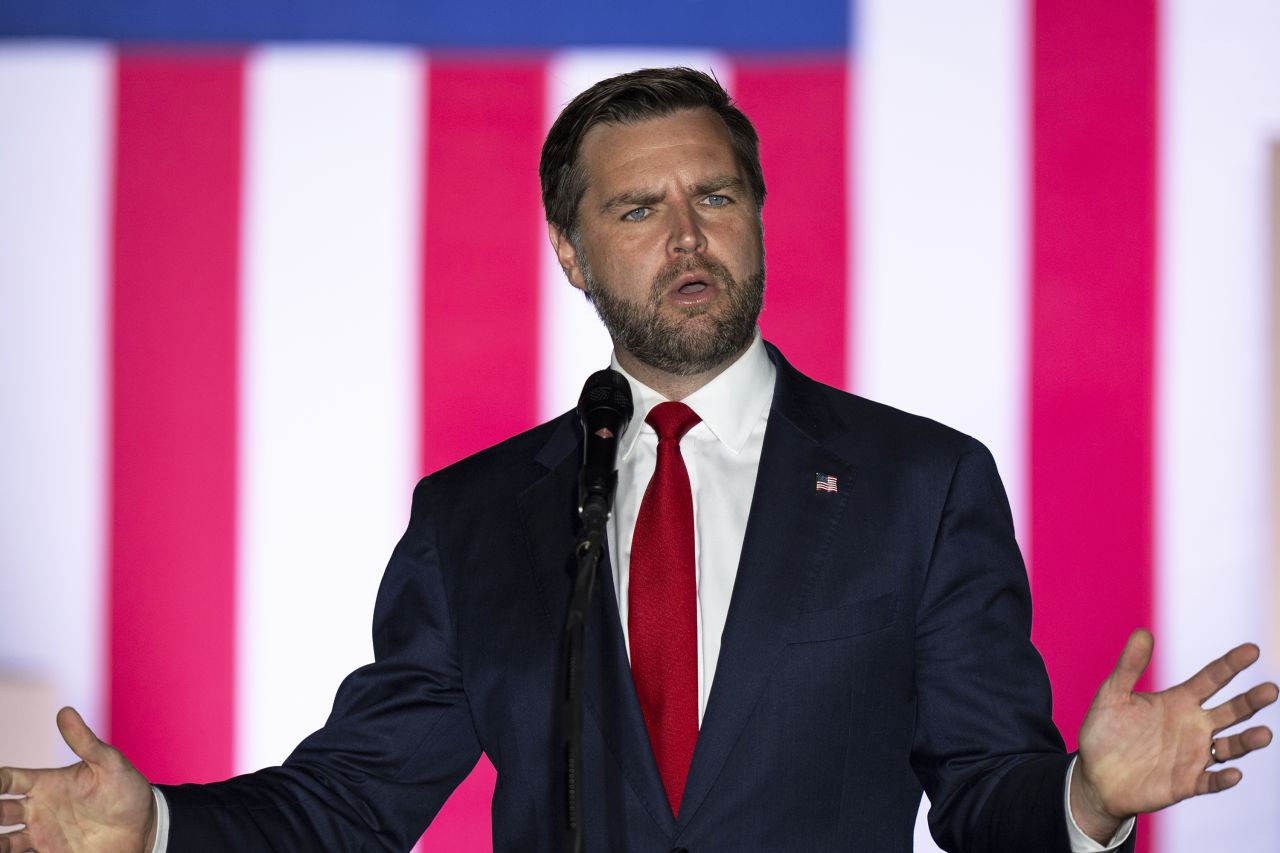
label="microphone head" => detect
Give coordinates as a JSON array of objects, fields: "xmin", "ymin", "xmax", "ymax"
[
  {"xmin": 577, "ymin": 368, "xmax": 634, "ymax": 427},
  {"xmin": 576, "ymin": 369, "xmax": 633, "ymax": 531}
]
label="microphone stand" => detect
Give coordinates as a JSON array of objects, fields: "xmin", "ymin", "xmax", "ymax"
[
  {"xmin": 563, "ymin": 367, "xmax": 630, "ymax": 853},
  {"xmin": 563, "ymin": 505, "xmax": 606, "ymax": 853}
]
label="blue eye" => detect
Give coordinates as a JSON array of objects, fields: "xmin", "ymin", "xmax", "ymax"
[
  {"xmin": 703, "ymin": 195, "xmax": 730, "ymax": 207},
  {"xmin": 622, "ymin": 207, "xmax": 650, "ymax": 222}
]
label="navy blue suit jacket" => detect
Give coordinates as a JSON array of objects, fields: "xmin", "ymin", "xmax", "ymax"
[{"xmin": 161, "ymin": 344, "xmax": 1125, "ymax": 852}]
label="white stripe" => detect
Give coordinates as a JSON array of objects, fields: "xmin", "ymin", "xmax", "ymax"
[
  {"xmin": 0, "ymin": 44, "xmax": 110, "ymax": 761},
  {"xmin": 538, "ymin": 49, "xmax": 732, "ymax": 420},
  {"xmin": 853, "ymin": 5, "xmax": 1026, "ymax": 850},
  {"xmin": 1157, "ymin": 3, "xmax": 1280, "ymax": 850},
  {"xmin": 237, "ymin": 47, "xmax": 422, "ymax": 772},
  {"xmin": 853, "ymin": 2, "xmax": 1028, "ymax": 545}
]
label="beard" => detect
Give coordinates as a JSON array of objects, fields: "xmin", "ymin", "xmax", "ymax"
[{"xmin": 578, "ymin": 248, "xmax": 765, "ymax": 377}]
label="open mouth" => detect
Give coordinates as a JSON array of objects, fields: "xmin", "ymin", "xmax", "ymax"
[{"xmin": 667, "ymin": 271, "xmax": 719, "ymax": 306}]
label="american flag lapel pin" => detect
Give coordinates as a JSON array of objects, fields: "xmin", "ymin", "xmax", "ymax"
[{"xmin": 815, "ymin": 473, "xmax": 838, "ymax": 494}]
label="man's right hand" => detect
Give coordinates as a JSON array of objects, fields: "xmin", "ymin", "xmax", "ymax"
[{"xmin": 0, "ymin": 707, "xmax": 156, "ymax": 853}]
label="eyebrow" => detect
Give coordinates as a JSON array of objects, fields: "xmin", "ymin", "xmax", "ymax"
[
  {"xmin": 599, "ymin": 175, "xmax": 745, "ymax": 214},
  {"xmin": 600, "ymin": 189, "xmax": 664, "ymax": 213},
  {"xmin": 690, "ymin": 175, "xmax": 744, "ymax": 197}
]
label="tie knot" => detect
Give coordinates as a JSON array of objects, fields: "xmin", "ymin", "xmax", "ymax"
[{"xmin": 645, "ymin": 402, "xmax": 702, "ymax": 443}]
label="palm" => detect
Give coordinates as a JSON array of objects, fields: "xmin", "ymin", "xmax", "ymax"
[
  {"xmin": 1073, "ymin": 630, "xmax": 1277, "ymax": 835},
  {"xmin": 1081, "ymin": 672, "xmax": 1218, "ymax": 812},
  {"xmin": 0, "ymin": 708, "xmax": 154, "ymax": 853}
]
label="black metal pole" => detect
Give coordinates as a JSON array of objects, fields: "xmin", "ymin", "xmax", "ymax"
[{"xmin": 563, "ymin": 525, "xmax": 603, "ymax": 853}]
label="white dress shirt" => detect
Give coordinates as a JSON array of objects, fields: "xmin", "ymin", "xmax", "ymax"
[
  {"xmin": 607, "ymin": 331, "xmax": 776, "ymax": 723},
  {"xmin": 151, "ymin": 332, "xmax": 1131, "ymax": 851}
]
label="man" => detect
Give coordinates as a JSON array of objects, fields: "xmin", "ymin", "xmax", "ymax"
[{"xmin": 1, "ymin": 67, "xmax": 1275, "ymax": 853}]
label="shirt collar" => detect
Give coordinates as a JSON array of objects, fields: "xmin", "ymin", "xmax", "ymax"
[{"xmin": 611, "ymin": 330, "xmax": 776, "ymax": 459}]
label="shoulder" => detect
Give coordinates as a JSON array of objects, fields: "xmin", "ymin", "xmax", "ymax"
[
  {"xmin": 766, "ymin": 342, "xmax": 986, "ymax": 470},
  {"xmin": 414, "ymin": 410, "xmax": 579, "ymax": 505}
]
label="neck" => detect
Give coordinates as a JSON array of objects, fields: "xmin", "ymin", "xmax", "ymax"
[{"xmin": 613, "ymin": 340, "xmax": 752, "ymax": 402}]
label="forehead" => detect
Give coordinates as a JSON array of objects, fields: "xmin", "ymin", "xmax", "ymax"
[{"xmin": 577, "ymin": 108, "xmax": 739, "ymax": 196}]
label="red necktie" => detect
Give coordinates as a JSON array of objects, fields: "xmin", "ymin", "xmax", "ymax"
[{"xmin": 629, "ymin": 401, "xmax": 702, "ymax": 817}]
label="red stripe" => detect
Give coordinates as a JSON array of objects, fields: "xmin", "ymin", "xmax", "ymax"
[
  {"xmin": 109, "ymin": 53, "xmax": 243, "ymax": 783},
  {"xmin": 416, "ymin": 57, "xmax": 546, "ymax": 850},
  {"xmin": 733, "ymin": 59, "xmax": 851, "ymax": 389},
  {"xmin": 1030, "ymin": 5, "xmax": 1156, "ymax": 846},
  {"xmin": 419, "ymin": 58, "xmax": 545, "ymax": 477}
]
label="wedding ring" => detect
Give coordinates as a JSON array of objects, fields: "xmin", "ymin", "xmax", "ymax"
[{"xmin": 1209, "ymin": 740, "xmax": 1221, "ymax": 764}]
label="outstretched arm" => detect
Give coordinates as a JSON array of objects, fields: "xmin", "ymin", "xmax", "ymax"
[
  {"xmin": 0, "ymin": 707, "xmax": 156, "ymax": 853},
  {"xmin": 1070, "ymin": 629, "xmax": 1278, "ymax": 842}
]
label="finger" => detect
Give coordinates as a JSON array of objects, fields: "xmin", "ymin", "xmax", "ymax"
[
  {"xmin": 1184, "ymin": 643, "xmax": 1261, "ymax": 703},
  {"xmin": 1105, "ymin": 628, "xmax": 1154, "ymax": 695},
  {"xmin": 0, "ymin": 767, "xmax": 33, "ymax": 796},
  {"xmin": 56, "ymin": 706, "xmax": 109, "ymax": 766},
  {"xmin": 0, "ymin": 829, "xmax": 33, "ymax": 853},
  {"xmin": 0, "ymin": 797, "xmax": 24, "ymax": 826},
  {"xmin": 1209, "ymin": 681, "xmax": 1280, "ymax": 730},
  {"xmin": 1211, "ymin": 726, "xmax": 1274, "ymax": 763},
  {"xmin": 1195, "ymin": 767, "xmax": 1243, "ymax": 796},
  {"xmin": 0, "ymin": 829, "xmax": 32, "ymax": 853}
]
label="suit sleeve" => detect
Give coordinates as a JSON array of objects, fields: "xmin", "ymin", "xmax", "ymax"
[
  {"xmin": 158, "ymin": 477, "xmax": 481, "ymax": 852},
  {"xmin": 910, "ymin": 440, "xmax": 1135, "ymax": 853}
]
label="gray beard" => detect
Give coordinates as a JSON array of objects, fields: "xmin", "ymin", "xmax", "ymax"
[{"xmin": 579, "ymin": 250, "xmax": 765, "ymax": 377}]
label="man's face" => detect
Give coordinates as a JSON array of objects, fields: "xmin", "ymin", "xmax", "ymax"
[{"xmin": 550, "ymin": 108, "xmax": 765, "ymax": 377}]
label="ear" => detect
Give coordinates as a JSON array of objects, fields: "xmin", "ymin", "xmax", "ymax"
[{"xmin": 548, "ymin": 223, "xmax": 588, "ymax": 293}]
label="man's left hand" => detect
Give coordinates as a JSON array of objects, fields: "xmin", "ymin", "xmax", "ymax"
[{"xmin": 1070, "ymin": 629, "xmax": 1278, "ymax": 843}]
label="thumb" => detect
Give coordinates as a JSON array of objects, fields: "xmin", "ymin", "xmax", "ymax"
[
  {"xmin": 56, "ymin": 706, "xmax": 111, "ymax": 765},
  {"xmin": 1105, "ymin": 628, "xmax": 1154, "ymax": 696}
]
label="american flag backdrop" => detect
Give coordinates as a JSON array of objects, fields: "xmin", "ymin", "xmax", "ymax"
[{"xmin": 2, "ymin": 2, "xmax": 1279, "ymax": 851}]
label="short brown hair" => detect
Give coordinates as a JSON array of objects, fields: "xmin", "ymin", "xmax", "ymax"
[{"xmin": 539, "ymin": 67, "xmax": 767, "ymax": 235}]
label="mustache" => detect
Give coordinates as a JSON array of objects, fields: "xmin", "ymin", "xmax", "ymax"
[{"xmin": 652, "ymin": 256, "xmax": 736, "ymax": 293}]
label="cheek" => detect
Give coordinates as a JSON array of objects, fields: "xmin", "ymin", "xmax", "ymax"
[
  {"xmin": 595, "ymin": 236, "xmax": 662, "ymax": 281},
  {"xmin": 589, "ymin": 255, "xmax": 652, "ymax": 302},
  {"xmin": 714, "ymin": 222, "xmax": 763, "ymax": 273}
]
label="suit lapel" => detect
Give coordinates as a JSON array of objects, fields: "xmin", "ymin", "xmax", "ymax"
[
  {"xmin": 517, "ymin": 416, "xmax": 677, "ymax": 837},
  {"xmin": 676, "ymin": 354, "xmax": 855, "ymax": 826}
]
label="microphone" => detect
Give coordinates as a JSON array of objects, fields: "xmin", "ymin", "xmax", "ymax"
[{"xmin": 576, "ymin": 368, "xmax": 634, "ymax": 534}]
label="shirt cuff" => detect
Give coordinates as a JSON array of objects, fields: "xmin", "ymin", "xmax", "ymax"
[
  {"xmin": 1064, "ymin": 755, "xmax": 1135, "ymax": 851},
  {"xmin": 150, "ymin": 786, "xmax": 170, "ymax": 853}
]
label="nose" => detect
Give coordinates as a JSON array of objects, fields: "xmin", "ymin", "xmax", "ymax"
[{"xmin": 666, "ymin": 201, "xmax": 706, "ymax": 256}]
